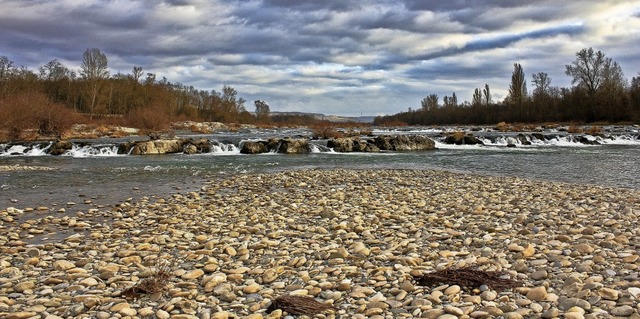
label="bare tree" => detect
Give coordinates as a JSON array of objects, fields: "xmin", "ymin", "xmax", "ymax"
[
  {"xmin": 507, "ymin": 63, "xmax": 527, "ymax": 105},
  {"xmin": 565, "ymin": 47, "xmax": 622, "ymax": 97},
  {"xmin": 80, "ymin": 48, "xmax": 109, "ymax": 118},
  {"xmin": 532, "ymin": 72, "xmax": 551, "ymax": 99},
  {"xmin": 132, "ymin": 66, "xmax": 143, "ymax": 83},
  {"xmin": 0, "ymin": 56, "xmax": 15, "ymax": 81},
  {"xmin": 443, "ymin": 92, "xmax": 458, "ymax": 108},
  {"xmin": 39, "ymin": 59, "xmax": 71, "ymax": 81},
  {"xmin": 0, "ymin": 56, "xmax": 16, "ymax": 96},
  {"xmin": 483, "ymin": 84, "xmax": 491, "ymax": 105},
  {"xmin": 254, "ymin": 100, "xmax": 271, "ymax": 122},
  {"xmin": 421, "ymin": 94, "xmax": 439, "ymax": 111},
  {"xmin": 472, "ymin": 88, "xmax": 483, "ymax": 107}
]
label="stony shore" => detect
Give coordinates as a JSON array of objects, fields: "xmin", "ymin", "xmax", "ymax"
[{"xmin": 1, "ymin": 169, "xmax": 639, "ymax": 319}]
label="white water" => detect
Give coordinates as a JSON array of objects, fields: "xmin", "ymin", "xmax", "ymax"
[
  {"xmin": 210, "ymin": 143, "xmax": 240, "ymax": 155},
  {"xmin": 1, "ymin": 128, "xmax": 639, "ymax": 158},
  {"xmin": 63, "ymin": 144, "xmax": 121, "ymax": 157},
  {"xmin": 0, "ymin": 143, "xmax": 51, "ymax": 156}
]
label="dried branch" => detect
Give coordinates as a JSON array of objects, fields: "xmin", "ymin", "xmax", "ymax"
[
  {"xmin": 121, "ymin": 260, "xmax": 172, "ymax": 301},
  {"xmin": 413, "ymin": 265, "xmax": 522, "ymax": 292},
  {"xmin": 267, "ymin": 295, "xmax": 337, "ymax": 315}
]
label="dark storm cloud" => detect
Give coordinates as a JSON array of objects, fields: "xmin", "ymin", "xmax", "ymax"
[
  {"xmin": 405, "ymin": 24, "xmax": 586, "ymax": 63},
  {"xmin": 0, "ymin": 0, "xmax": 638, "ymax": 116},
  {"xmin": 260, "ymin": 0, "xmax": 357, "ymax": 12},
  {"xmin": 404, "ymin": 0, "xmax": 529, "ymax": 11}
]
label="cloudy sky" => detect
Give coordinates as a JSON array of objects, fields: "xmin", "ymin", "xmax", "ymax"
[{"xmin": 1, "ymin": 0, "xmax": 639, "ymax": 116}]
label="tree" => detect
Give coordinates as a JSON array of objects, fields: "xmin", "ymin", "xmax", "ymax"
[
  {"xmin": 532, "ymin": 72, "xmax": 551, "ymax": 99},
  {"xmin": 0, "ymin": 56, "xmax": 15, "ymax": 81},
  {"xmin": 483, "ymin": 84, "xmax": 491, "ymax": 105},
  {"xmin": 565, "ymin": 47, "xmax": 621, "ymax": 97},
  {"xmin": 421, "ymin": 94, "xmax": 438, "ymax": 111},
  {"xmin": 443, "ymin": 92, "xmax": 458, "ymax": 108},
  {"xmin": 132, "ymin": 66, "xmax": 143, "ymax": 83},
  {"xmin": 565, "ymin": 47, "xmax": 626, "ymax": 121},
  {"xmin": 80, "ymin": 48, "xmax": 109, "ymax": 118},
  {"xmin": 0, "ymin": 56, "xmax": 17, "ymax": 97},
  {"xmin": 472, "ymin": 88, "xmax": 483, "ymax": 107},
  {"xmin": 39, "ymin": 59, "xmax": 72, "ymax": 81},
  {"xmin": 221, "ymin": 85, "xmax": 245, "ymax": 113},
  {"xmin": 631, "ymin": 74, "xmax": 640, "ymax": 121},
  {"xmin": 80, "ymin": 48, "xmax": 109, "ymax": 80},
  {"xmin": 507, "ymin": 63, "xmax": 527, "ymax": 105},
  {"xmin": 254, "ymin": 100, "xmax": 271, "ymax": 122}
]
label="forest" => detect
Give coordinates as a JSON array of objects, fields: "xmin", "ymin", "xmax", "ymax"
[
  {"xmin": 1, "ymin": 47, "xmax": 639, "ymax": 141},
  {"xmin": 375, "ymin": 48, "xmax": 640, "ymax": 126}
]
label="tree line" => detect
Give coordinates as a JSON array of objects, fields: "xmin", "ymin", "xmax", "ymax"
[
  {"xmin": 0, "ymin": 48, "xmax": 283, "ymax": 140},
  {"xmin": 375, "ymin": 47, "xmax": 640, "ymax": 126}
]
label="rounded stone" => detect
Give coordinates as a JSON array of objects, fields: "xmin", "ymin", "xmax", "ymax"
[
  {"xmin": 526, "ymin": 286, "xmax": 547, "ymax": 301},
  {"xmin": 610, "ymin": 305, "xmax": 634, "ymax": 317}
]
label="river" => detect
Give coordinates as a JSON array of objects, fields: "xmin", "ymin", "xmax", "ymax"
[{"xmin": 1, "ymin": 125, "xmax": 639, "ymax": 210}]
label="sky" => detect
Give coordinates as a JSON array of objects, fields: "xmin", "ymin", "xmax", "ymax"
[{"xmin": 1, "ymin": 0, "xmax": 639, "ymax": 117}]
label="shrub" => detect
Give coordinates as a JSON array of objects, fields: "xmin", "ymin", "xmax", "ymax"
[
  {"xmin": 127, "ymin": 105, "xmax": 171, "ymax": 132},
  {"xmin": 495, "ymin": 122, "xmax": 509, "ymax": 132},
  {"xmin": 0, "ymin": 92, "xmax": 77, "ymax": 141},
  {"xmin": 311, "ymin": 126, "xmax": 343, "ymax": 139},
  {"xmin": 586, "ymin": 126, "xmax": 603, "ymax": 135},
  {"xmin": 567, "ymin": 124, "xmax": 583, "ymax": 133}
]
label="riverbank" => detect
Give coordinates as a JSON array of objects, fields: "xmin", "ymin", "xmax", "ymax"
[{"xmin": 1, "ymin": 169, "xmax": 639, "ymax": 318}]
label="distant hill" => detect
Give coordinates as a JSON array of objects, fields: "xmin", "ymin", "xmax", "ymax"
[{"xmin": 270, "ymin": 111, "xmax": 375, "ymax": 123}]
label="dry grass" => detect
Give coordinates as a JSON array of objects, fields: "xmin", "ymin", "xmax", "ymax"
[
  {"xmin": 567, "ymin": 125, "xmax": 583, "ymax": 133},
  {"xmin": 450, "ymin": 131, "xmax": 465, "ymax": 140},
  {"xmin": 495, "ymin": 121, "xmax": 509, "ymax": 132},
  {"xmin": 586, "ymin": 125, "xmax": 603, "ymax": 135},
  {"xmin": 413, "ymin": 266, "xmax": 522, "ymax": 292},
  {"xmin": 312, "ymin": 126, "xmax": 344, "ymax": 139}
]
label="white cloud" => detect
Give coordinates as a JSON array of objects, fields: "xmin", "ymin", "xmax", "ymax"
[{"xmin": 0, "ymin": 0, "xmax": 638, "ymax": 116}]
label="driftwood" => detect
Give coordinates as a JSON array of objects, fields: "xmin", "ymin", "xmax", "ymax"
[
  {"xmin": 121, "ymin": 263, "xmax": 172, "ymax": 300},
  {"xmin": 413, "ymin": 265, "xmax": 522, "ymax": 291},
  {"xmin": 267, "ymin": 295, "xmax": 337, "ymax": 315}
]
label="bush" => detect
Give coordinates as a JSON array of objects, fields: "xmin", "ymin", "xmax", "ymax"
[
  {"xmin": 567, "ymin": 124, "xmax": 583, "ymax": 133},
  {"xmin": 127, "ymin": 105, "xmax": 171, "ymax": 132},
  {"xmin": 312, "ymin": 126, "xmax": 343, "ymax": 139},
  {"xmin": 586, "ymin": 126, "xmax": 603, "ymax": 135},
  {"xmin": 0, "ymin": 92, "xmax": 77, "ymax": 141}
]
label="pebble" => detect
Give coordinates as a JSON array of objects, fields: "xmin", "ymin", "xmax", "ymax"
[
  {"xmin": 610, "ymin": 305, "xmax": 635, "ymax": 317},
  {"xmin": 526, "ymin": 286, "xmax": 548, "ymax": 301},
  {"xmin": 0, "ymin": 169, "xmax": 638, "ymax": 318}
]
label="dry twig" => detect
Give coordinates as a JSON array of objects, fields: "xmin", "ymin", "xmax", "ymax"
[
  {"xmin": 267, "ymin": 295, "xmax": 337, "ymax": 315},
  {"xmin": 121, "ymin": 261, "xmax": 172, "ymax": 300},
  {"xmin": 413, "ymin": 265, "xmax": 522, "ymax": 292}
]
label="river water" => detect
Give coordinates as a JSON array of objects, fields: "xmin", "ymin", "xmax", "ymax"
[{"xmin": 1, "ymin": 126, "xmax": 639, "ymax": 210}]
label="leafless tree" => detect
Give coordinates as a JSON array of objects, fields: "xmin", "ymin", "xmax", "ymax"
[{"xmin": 80, "ymin": 48, "xmax": 109, "ymax": 118}]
